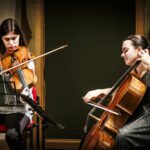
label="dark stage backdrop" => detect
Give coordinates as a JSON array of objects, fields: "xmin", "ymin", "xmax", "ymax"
[{"xmin": 44, "ymin": 0, "xmax": 135, "ymax": 139}]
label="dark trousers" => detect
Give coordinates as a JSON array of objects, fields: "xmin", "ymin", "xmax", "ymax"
[
  {"xmin": 113, "ymin": 113, "xmax": 150, "ymax": 150},
  {"xmin": 0, "ymin": 113, "xmax": 30, "ymax": 150}
]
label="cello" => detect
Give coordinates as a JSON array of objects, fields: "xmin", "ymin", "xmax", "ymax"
[{"xmin": 80, "ymin": 51, "xmax": 149, "ymax": 149}]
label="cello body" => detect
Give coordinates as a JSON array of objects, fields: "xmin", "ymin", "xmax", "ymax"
[{"xmin": 81, "ymin": 74, "xmax": 146, "ymax": 150}]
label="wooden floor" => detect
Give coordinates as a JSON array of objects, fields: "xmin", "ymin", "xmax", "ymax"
[
  {"xmin": 0, "ymin": 140, "xmax": 79, "ymax": 150},
  {"xmin": 45, "ymin": 139, "xmax": 80, "ymax": 150},
  {"xmin": 0, "ymin": 134, "xmax": 8, "ymax": 150},
  {"xmin": 0, "ymin": 136, "xmax": 9, "ymax": 150},
  {"xmin": 0, "ymin": 134, "xmax": 80, "ymax": 150}
]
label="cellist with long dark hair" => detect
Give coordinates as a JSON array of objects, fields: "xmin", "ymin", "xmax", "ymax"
[{"xmin": 83, "ymin": 35, "xmax": 150, "ymax": 150}]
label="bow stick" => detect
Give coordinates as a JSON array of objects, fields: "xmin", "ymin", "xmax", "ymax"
[{"xmin": 0, "ymin": 45, "xmax": 68, "ymax": 75}]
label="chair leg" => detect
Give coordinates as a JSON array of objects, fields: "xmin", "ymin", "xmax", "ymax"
[
  {"xmin": 36, "ymin": 96, "xmax": 40, "ymax": 150},
  {"xmin": 36, "ymin": 122, "xmax": 40, "ymax": 150},
  {"xmin": 42, "ymin": 123, "xmax": 45, "ymax": 150},
  {"xmin": 29, "ymin": 127, "xmax": 33, "ymax": 150}
]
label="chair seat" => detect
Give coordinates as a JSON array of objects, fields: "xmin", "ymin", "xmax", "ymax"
[
  {"xmin": 0, "ymin": 120, "xmax": 37, "ymax": 133},
  {"xmin": 0, "ymin": 124, "xmax": 7, "ymax": 132},
  {"xmin": 26, "ymin": 120, "xmax": 37, "ymax": 129}
]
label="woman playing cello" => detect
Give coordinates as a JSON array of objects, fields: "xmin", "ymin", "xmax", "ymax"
[
  {"xmin": 0, "ymin": 18, "xmax": 37, "ymax": 150},
  {"xmin": 83, "ymin": 35, "xmax": 150, "ymax": 150}
]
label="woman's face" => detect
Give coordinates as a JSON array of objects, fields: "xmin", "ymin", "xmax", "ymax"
[
  {"xmin": 2, "ymin": 31, "xmax": 20, "ymax": 54},
  {"xmin": 121, "ymin": 40, "xmax": 139, "ymax": 66}
]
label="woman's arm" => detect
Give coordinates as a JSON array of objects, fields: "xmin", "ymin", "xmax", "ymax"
[{"xmin": 83, "ymin": 88, "xmax": 112, "ymax": 103}]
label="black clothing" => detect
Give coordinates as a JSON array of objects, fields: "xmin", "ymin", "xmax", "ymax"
[
  {"xmin": 113, "ymin": 71, "xmax": 150, "ymax": 150},
  {"xmin": 0, "ymin": 113, "xmax": 30, "ymax": 150}
]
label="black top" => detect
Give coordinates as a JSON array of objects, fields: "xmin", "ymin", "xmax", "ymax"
[{"xmin": 129, "ymin": 71, "xmax": 150, "ymax": 121}]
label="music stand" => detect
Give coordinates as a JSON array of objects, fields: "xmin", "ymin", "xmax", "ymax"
[{"xmin": 18, "ymin": 93, "xmax": 65, "ymax": 150}]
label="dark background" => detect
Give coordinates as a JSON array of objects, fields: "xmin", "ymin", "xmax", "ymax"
[{"xmin": 44, "ymin": 0, "xmax": 135, "ymax": 139}]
